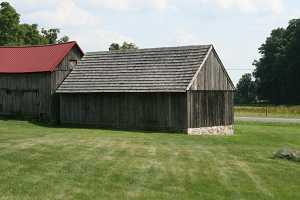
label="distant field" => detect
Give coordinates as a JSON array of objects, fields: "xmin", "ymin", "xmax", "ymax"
[
  {"xmin": 235, "ymin": 105, "xmax": 300, "ymax": 118},
  {"xmin": 0, "ymin": 119, "xmax": 300, "ymax": 199}
]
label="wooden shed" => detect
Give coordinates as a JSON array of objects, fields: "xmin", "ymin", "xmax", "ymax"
[
  {"xmin": 0, "ymin": 42, "xmax": 83, "ymax": 120},
  {"xmin": 57, "ymin": 45, "xmax": 235, "ymax": 135}
]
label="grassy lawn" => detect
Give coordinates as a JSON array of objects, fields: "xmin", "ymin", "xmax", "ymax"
[
  {"xmin": 235, "ymin": 105, "xmax": 300, "ymax": 118},
  {"xmin": 0, "ymin": 119, "xmax": 300, "ymax": 200}
]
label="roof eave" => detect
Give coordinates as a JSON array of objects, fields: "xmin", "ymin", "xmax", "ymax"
[
  {"xmin": 55, "ymin": 90, "xmax": 187, "ymax": 94},
  {"xmin": 48, "ymin": 42, "xmax": 84, "ymax": 72},
  {"xmin": 210, "ymin": 47, "xmax": 236, "ymax": 90},
  {"xmin": 185, "ymin": 45, "xmax": 213, "ymax": 91}
]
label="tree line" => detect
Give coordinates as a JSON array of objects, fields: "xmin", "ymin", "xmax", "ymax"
[
  {"xmin": 236, "ymin": 18, "xmax": 300, "ymax": 105},
  {"xmin": 0, "ymin": 2, "xmax": 138, "ymax": 50},
  {"xmin": 0, "ymin": 2, "xmax": 69, "ymax": 46}
]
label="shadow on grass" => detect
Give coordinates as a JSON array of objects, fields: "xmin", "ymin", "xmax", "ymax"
[{"xmin": 0, "ymin": 116, "xmax": 185, "ymax": 135}]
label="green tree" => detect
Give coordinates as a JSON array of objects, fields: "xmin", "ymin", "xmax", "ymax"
[
  {"xmin": 17, "ymin": 24, "xmax": 44, "ymax": 45},
  {"xmin": 41, "ymin": 28, "xmax": 60, "ymax": 44},
  {"xmin": 120, "ymin": 42, "xmax": 138, "ymax": 50},
  {"xmin": 57, "ymin": 36, "xmax": 70, "ymax": 44},
  {"xmin": 284, "ymin": 19, "xmax": 300, "ymax": 103},
  {"xmin": 109, "ymin": 42, "xmax": 138, "ymax": 51},
  {"xmin": 0, "ymin": 2, "xmax": 20, "ymax": 45},
  {"xmin": 235, "ymin": 73, "xmax": 256, "ymax": 104},
  {"xmin": 253, "ymin": 18, "xmax": 300, "ymax": 104},
  {"xmin": 253, "ymin": 28, "xmax": 286, "ymax": 104},
  {"xmin": 109, "ymin": 43, "xmax": 120, "ymax": 51},
  {"xmin": 0, "ymin": 2, "xmax": 69, "ymax": 46}
]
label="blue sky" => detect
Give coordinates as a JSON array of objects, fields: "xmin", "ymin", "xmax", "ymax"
[{"xmin": 5, "ymin": 0, "xmax": 300, "ymax": 84}]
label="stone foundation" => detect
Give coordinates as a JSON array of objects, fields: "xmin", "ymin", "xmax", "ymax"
[{"xmin": 188, "ymin": 125, "xmax": 234, "ymax": 136}]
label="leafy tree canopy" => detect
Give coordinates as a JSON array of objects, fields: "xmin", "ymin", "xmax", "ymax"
[
  {"xmin": 235, "ymin": 73, "xmax": 256, "ymax": 105},
  {"xmin": 109, "ymin": 42, "xmax": 138, "ymax": 51},
  {"xmin": 253, "ymin": 18, "xmax": 300, "ymax": 104},
  {"xmin": 0, "ymin": 2, "xmax": 69, "ymax": 46}
]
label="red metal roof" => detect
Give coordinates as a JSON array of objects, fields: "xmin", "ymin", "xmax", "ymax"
[{"xmin": 0, "ymin": 41, "xmax": 83, "ymax": 73}]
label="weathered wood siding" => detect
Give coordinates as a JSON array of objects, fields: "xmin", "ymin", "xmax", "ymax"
[
  {"xmin": 50, "ymin": 47, "xmax": 83, "ymax": 120},
  {"xmin": 51, "ymin": 47, "xmax": 83, "ymax": 91},
  {"xmin": 60, "ymin": 93, "xmax": 187, "ymax": 132},
  {"xmin": 189, "ymin": 49, "xmax": 235, "ymax": 91},
  {"xmin": 187, "ymin": 48, "xmax": 235, "ymax": 128},
  {"xmin": 0, "ymin": 73, "xmax": 51, "ymax": 119},
  {"xmin": 0, "ymin": 46, "xmax": 82, "ymax": 120},
  {"xmin": 187, "ymin": 91, "xmax": 234, "ymax": 128}
]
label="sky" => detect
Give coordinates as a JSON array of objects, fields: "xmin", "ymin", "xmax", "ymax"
[{"xmin": 4, "ymin": 0, "xmax": 300, "ymax": 84}]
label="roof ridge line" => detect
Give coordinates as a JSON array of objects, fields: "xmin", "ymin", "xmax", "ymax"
[
  {"xmin": 0, "ymin": 41, "xmax": 77, "ymax": 48},
  {"xmin": 86, "ymin": 44, "xmax": 213, "ymax": 54}
]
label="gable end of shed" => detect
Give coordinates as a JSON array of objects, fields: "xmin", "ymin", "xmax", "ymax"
[{"xmin": 187, "ymin": 46, "xmax": 235, "ymax": 91}]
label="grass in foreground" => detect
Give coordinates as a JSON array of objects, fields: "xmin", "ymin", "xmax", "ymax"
[
  {"xmin": 235, "ymin": 105, "xmax": 300, "ymax": 118},
  {"xmin": 0, "ymin": 120, "xmax": 300, "ymax": 200}
]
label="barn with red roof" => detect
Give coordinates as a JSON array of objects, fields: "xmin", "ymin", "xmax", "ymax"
[{"xmin": 0, "ymin": 41, "xmax": 83, "ymax": 120}]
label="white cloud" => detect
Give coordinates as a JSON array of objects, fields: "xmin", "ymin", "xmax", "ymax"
[
  {"xmin": 72, "ymin": 29, "xmax": 133, "ymax": 51},
  {"xmin": 173, "ymin": 29, "xmax": 202, "ymax": 45},
  {"xmin": 6, "ymin": 0, "xmax": 285, "ymax": 15},
  {"xmin": 13, "ymin": 0, "xmax": 132, "ymax": 51},
  {"xmin": 83, "ymin": 0, "xmax": 285, "ymax": 14},
  {"xmin": 5, "ymin": 0, "xmax": 58, "ymax": 10},
  {"xmin": 26, "ymin": 0, "xmax": 99, "ymax": 27},
  {"xmin": 209, "ymin": 0, "xmax": 284, "ymax": 14},
  {"xmin": 86, "ymin": 0, "xmax": 170, "ymax": 11}
]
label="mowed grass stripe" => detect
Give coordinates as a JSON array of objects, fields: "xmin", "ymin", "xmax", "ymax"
[{"xmin": 0, "ymin": 119, "xmax": 299, "ymax": 199}]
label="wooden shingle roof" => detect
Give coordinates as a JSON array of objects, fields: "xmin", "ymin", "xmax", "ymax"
[{"xmin": 57, "ymin": 45, "xmax": 212, "ymax": 93}]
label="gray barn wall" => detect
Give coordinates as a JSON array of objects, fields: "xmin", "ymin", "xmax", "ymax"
[
  {"xmin": 59, "ymin": 92, "xmax": 187, "ymax": 132},
  {"xmin": 187, "ymin": 91, "xmax": 234, "ymax": 128},
  {"xmin": 0, "ymin": 73, "xmax": 50, "ymax": 118},
  {"xmin": 189, "ymin": 49, "xmax": 235, "ymax": 91},
  {"xmin": 51, "ymin": 47, "xmax": 83, "ymax": 92},
  {"xmin": 50, "ymin": 47, "xmax": 83, "ymax": 120},
  {"xmin": 0, "ymin": 46, "xmax": 82, "ymax": 120},
  {"xmin": 187, "ymin": 49, "xmax": 235, "ymax": 128}
]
